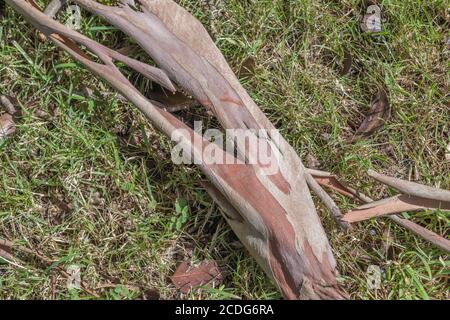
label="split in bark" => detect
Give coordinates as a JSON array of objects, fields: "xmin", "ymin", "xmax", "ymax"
[{"xmin": 6, "ymin": 0, "xmax": 348, "ymax": 299}]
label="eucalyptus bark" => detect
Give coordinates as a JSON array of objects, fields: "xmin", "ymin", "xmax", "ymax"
[{"xmin": 6, "ymin": 0, "xmax": 349, "ymax": 299}]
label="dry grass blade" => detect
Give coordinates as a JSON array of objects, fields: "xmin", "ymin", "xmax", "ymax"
[{"xmin": 445, "ymin": 142, "xmax": 450, "ymax": 162}]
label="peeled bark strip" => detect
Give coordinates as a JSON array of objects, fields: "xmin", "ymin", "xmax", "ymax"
[
  {"xmin": 368, "ymin": 170, "xmax": 450, "ymax": 203},
  {"xmin": 387, "ymin": 215, "xmax": 450, "ymax": 253},
  {"xmin": 344, "ymin": 171, "xmax": 450, "ymax": 222},
  {"xmin": 43, "ymin": 0, "xmax": 65, "ymax": 17},
  {"xmin": 307, "ymin": 169, "xmax": 373, "ymax": 203},
  {"xmin": 305, "ymin": 173, "xmax": 352, "ymax": 230},
  {"xmin": 7, "ymin": 0, "xmax": 347, "ymax": 299},
  {"xmin": 343, "ymin": 194, "xmax": 450, "ymax": 223},
  {"xmin": 308, "ymin": 170, "xmax": 450, "ymax": 253}
]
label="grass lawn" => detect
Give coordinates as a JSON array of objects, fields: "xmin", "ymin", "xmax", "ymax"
[{"xmin": 0, "ymin": 0, "xmax": 448, "ymax": 299}]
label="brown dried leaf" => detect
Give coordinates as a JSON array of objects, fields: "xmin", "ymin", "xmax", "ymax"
[
  {"xmin": 0, "ymin": 248, "xmax": 14, "ymax": 261},
  {"xmin": 171, "ymin": 260, "xmax": 223, "ymax": 294},
  {"xmin": 0, "ymin": 95, "xmax": 19, "ymax": 115},
  {"xmin": 352, "ymin": 88, "xmax": 390, "ymax": 140},
  {"xmin": 116, "ymin": 45, "xmax": 139, "ymax": 56},
  {"xmin": 147, "ymin": 87, "xmax": 198, "ymax": 113},
  {"xmin": 0, "ymin": 238, "xmax": 14, "ymax": 261},
  {"xmin": 47, "ymin": 192, "xmax": 73, "ymax": 224},
  {"xmin": 0, "ymin": 114, "xmax": 16, "ymax": 140},
  {"xmin": 339, "ymin": 48, "xmax": 353, "ymax": 76},
  {"xmin": 34, "ymin": 108, "xmax": 52, "ymax": 120},
  {"xmin": 238, "ymin": 56, "xmax": 256, "ymax": 78},
  {"xmin": 0, "ymin": 0, "xmax": 5, "ymax": 18}
]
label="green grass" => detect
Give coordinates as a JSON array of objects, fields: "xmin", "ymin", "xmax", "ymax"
[{"xmin": 0, "ymin": 0, "xmax": 448, "ymax": 299}]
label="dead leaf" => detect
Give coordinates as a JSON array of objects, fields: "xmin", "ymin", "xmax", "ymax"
[
  {"xmin": 0, "ymin": 1, "xmax": 5, "ymax": 18},
  {"xmin": 0, "ymin": 248, "xmax": 14, "ymax": 261},
  {"xmin": 0, "ymin": 238, "xmax": 14, "ymax": 261},
  {"xmin": 116, "ymin": 45, "xmax": 139, "ymax": 56},
  {"xmin": 34, "ymin": 108, "xmax": 52, "ymax": 120},
  {"xmin": 0, "ymin": 95, "xmax": 20, "ymax": 140},
  {"xmin": 0, "ymin": 114, "xmax": 16, "ymax": 140},
  {"xmin": 360, "ymin": 4, "xmax": 382, "ymax": 33},
  {"xmin": 238, "ymin": 56, "xmax": 256, "ymax": 78},
  {"xmin": 351, "ymin": 88, "xmax": 390, "ymax": 141},
  {"xmin": 0, "ymin": 95, "xmax": 20, "ymax": 116},
  {"xmin": 171, "ymin": 260, "xmax": 223, "ymax": 294},
  {"xmin": 0, "ymin": 238, "xmax": 12, "ymax": 252},
  {"xmin": 339, "ymin": 48, "xmax": 353, "ymax": 76},
  {"xmin": 147, "ymin": 87, "xmax": 198, "ymax": 113},
  {"xmin": 47, "ymin": 192, "xmax": 73, "ymax": 224},
  {"xmin": 140, "ymin": 288, "xmax": 160, "ymax": 300}
]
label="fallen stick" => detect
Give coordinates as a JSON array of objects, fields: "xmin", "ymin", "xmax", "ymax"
[
  {"xmin": 343, "ymin": 170, "xmax": 450, "ymax": 223},
  {"xmin": 7, "ymin": 0, "xmax": 347, "ymax": 299},
  {"xmin": 343, "ymin": 194, "xmax": 450, "ymax": 223},
  {"xmin": 368, "ymin": 170, "xmax": 450, "ymax": 202},
  {"xmin": 307, "ymin": 169, "xmax": 450, "ymax": 253},
  {"xmin": 43, "ymin": 0, "xmax": 66, "ymax": 17},
  {"xmin": 305, "ymin": 172, "xmax": 352, "ymax": 230}
]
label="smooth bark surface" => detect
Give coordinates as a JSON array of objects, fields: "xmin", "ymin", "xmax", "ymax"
[{"xmin": 7, "ymin": 0, "xmax": 347, "ymax": 299}]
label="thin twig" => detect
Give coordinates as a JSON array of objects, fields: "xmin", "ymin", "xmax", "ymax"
[
  {"xmin": 368, "ymin": 169, "xmax": 450, "ymax": 202},
  {"xmin": 307, "ymin": 168, "xmax": 450, "ymax": 253},
  {"xmin": 43, "ymin": 0, "xmax": 66, "ymax": 18},
  {"xmin": 305, "ymin": 172, "xmax": 352, "ymax": 230}
]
